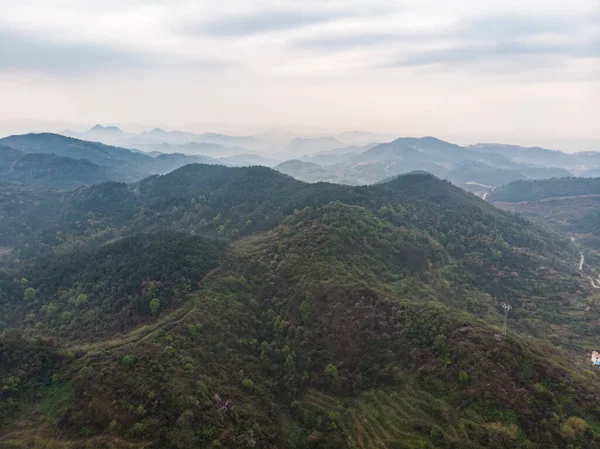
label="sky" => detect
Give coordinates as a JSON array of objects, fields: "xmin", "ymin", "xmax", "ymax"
[{"xmin": 0, "ymin": 0, "xmax": 599, "ymax": 151}]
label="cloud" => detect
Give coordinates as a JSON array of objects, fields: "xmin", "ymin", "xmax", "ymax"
[
  {"xmin": 0, "ymin": 0, "xmax": 598, "ymax": 146},
  {"xmin": 296, "ymin": 32, "xmax": 404, "ymax": 51},
  {"xmin": 188, "ymin": 8, "xmax": 350, "ymax": 36},
  {"xmin": 459, "ymin": 14, "xmax": 575, "ymax": 38},
  {"xmin": 0, "ymin": 29, "xmax": 229, "ymax": 75},
  {"xmin": 0, "ymin": 30, "xmax": 148, "ymax": 74},
  {"xmin": 380, "ymin": 14, "xmax": 600, "ymax": 68}
]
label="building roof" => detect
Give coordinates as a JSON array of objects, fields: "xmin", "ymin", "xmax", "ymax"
[{"xmin": 593, "ymin": 351, "xmax": 600, "ymax": 359}]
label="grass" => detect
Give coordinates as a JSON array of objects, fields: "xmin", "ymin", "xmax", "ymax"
[
  {"xmin": 37, "ymin": 382, "xmax": 76, "ymax": 418},
  {"xmin": 300, "ymin": 385, "xmax": 474, "ymax": 449}
]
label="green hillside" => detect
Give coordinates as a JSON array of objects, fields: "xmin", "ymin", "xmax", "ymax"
[
  {"xmin": 489, "ymin": 177, "xmax": 600, "ymax": 250},
  {"xmin": 0, "ymin": 144, "xmax": 119, "ymax": 189},
  {"xmin": 1, "ymin": 165, "xmax": 599, "ymax": 449},
  {"xmin": 0, "ymin": 133, "xmax": 222, "ymax": 186}
]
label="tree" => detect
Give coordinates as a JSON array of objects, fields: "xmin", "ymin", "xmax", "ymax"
[
  {"xmin": 149, "ymin": 298, "xmax": 160, "ymax": 315},
  {"xmin": 324, "ymin": 364, "xmax": 338, "ymax": 379},
  {"xmin": 299, "ymin": 300, "xmax": 311, "ymax": 323},
  {"xmin": 459, "ymin": 371, "xmax": 469, "ymax": 386},
  {"xmin": 135, "ymin": 404, "xmax": 146, "ymax": 417},
  {"xmin": 75, "ymin": 294, "xmax": 88, "ymax": 305},
  {"xmin": 285, "ymin": 353, "xmax": 296, "ymax": 371},
  {"xmin": 23, "ymin": 287, "xmax": 35, "ymax": 301}
]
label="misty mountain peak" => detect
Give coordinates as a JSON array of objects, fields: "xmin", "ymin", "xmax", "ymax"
[{"xmin": 89, "ymin": 124, "xmax": 122, "ymax": 133}]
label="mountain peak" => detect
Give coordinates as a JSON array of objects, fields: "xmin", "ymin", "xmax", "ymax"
[{"xmin": 89, "ymin": 124, "xmax": 122, "ymax": 133}]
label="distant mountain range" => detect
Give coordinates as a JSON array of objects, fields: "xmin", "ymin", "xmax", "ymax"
[
  {"xmin": 1, "ymin": 130, "xmax": 599, "ymax": 194},
  {"xmin": 59, "ymin": 124, "xmax": 396, "ymax": 156},
  {"xmin": 275, "ymin": 137, "xmax": 586, "ymax": 191},
  {"xmin": 0, "ymin": 144, "xmax": 119, "ymax": 189},
  {"xmin": 0, "ymin": 133, "xmax": 224, "ymax": 189}
]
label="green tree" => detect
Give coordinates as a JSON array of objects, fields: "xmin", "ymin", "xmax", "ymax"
[
  {"xmin": 459, "ymin": 371, "xmax": 469, "ymax": 386},
  {"xmin": 324, "ymin": 364, "xmax": 338, "ymax": 379},
  {"xmin": 241, "ymin": 378, "xmax": 254, "ymax": 391},
  {"xmin": 23, "ymin": 287, "xmax": 36, "ymax": 301},
  {"xmin": 285, "ymin": 353, "xmax": 296, "ymax": 371},
  {"xmin": 299, "ymin": 300, "xmax": 311, "ymax": 323},
  {"xmin": 149, "ymin": 298, "xmax": 161, "ymax": 315},
  {"xmin": 75, "ymin": 294, "xmax": 88, "ymax": 305}
]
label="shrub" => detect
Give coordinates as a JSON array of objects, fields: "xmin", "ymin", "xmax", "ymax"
[
  {"xmin": 122, "ymin": 355, "xmax": 134, "ymax": 367},
  {"xmin": 560, "ymin": 416, "xmax": 587, "ymax": 440}
]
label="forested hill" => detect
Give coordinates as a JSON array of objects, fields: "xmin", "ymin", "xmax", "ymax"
[
  {"xmin": 0, "ymin": 164, "xmax": 569, "ymax": 259},
  {"xmin": 488, "ymin": 177, "xmax": 600, "ymax": 250},
  {"xmin": 0, "ymin": 144, "xmax": 120, "ymax": 189},
  {"xmin": 0, "ymin": 133, "xmax": 224, "ymax": 186},
  {"xmin": 1, "ymin": 163, "xmax": 599, "ymax": 449},
  {"xmin": 0, "ymin": 133, "xmax": 153, "ymax": 180},
  {"xmin": 489, "ymin": 177, "xmax": 600, "ymax": 202}
]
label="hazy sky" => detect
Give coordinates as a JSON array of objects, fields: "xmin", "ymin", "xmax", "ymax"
[{"xmin": 0, "ymin": 0, "xmax": 598, "ymax": 149}]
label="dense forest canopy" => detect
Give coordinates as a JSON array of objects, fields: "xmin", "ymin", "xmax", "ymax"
[{"xmin": 1, "ymin": 163, "xmax": 599, "ymax": 449}]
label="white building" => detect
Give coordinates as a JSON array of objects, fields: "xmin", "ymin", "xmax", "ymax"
[{"xmin": 592, "ymin": 351, "xmax": 600, "ymax": 366}]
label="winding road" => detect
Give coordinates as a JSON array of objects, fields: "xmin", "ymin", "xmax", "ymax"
[
  {"xmin": 482, "ymin": 185, "xmax": 496, "ymax": 201},
  {"xmin": 577, "ymin": 250, "xmax": 600, "ymax": 289}
]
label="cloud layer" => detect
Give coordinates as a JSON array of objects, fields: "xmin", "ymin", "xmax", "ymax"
[{"xmin": 0, "ymin": 0, "xmax": 598, "ymax": 148}]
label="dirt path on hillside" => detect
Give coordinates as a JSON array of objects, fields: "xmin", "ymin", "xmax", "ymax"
[{"xmin": 66, "ymin": 302, "xmax": 197, "ymax": 354}]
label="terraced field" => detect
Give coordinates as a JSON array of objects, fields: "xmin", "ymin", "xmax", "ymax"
[{"xmin": 301, "ymin": 387, "xmax": 471, "ymax": 448}]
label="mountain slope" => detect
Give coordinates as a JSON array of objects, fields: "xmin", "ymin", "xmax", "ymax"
[
  {"xmin": 489, "ymin": 177, "xmax": 600, "ymax": 203},
  {"xmin": 0, "ymin": 144, "xmax": 120, "ymax": 189},
  {"xmin": 472, "ymin": 143, "xmax": 600, "ymax": 172},
  {"xmin": 286, "ymin": 136, "xmax": 344, "ymax": 154},
  {"xmin": 446, "ymin": 160, "xmax": 526, "ymax": 186},
  {"xmin": 220, "ymin": 153, "xmax": 280, "ymax": 167},
  {"xmin": 277, "ymin": 137, "xmax": 579, "ymax": 188},
  {"xmin": 1, "ymin": 193, "xmax": 599, "ymax": 448},
  {"xmin": 488, "ymin": 177, "xmax": 600, "ymax": 250},
  {"xmin": 274, "ymin": 159, "xmax": 351, "ymax": 183},
  {"xmin": 0, "ymin": 165, "xmax": 572, "ymax": 259},
  {"xmin": 0, "ymin": 133, "xmax": 223, "ymax": 184}
]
